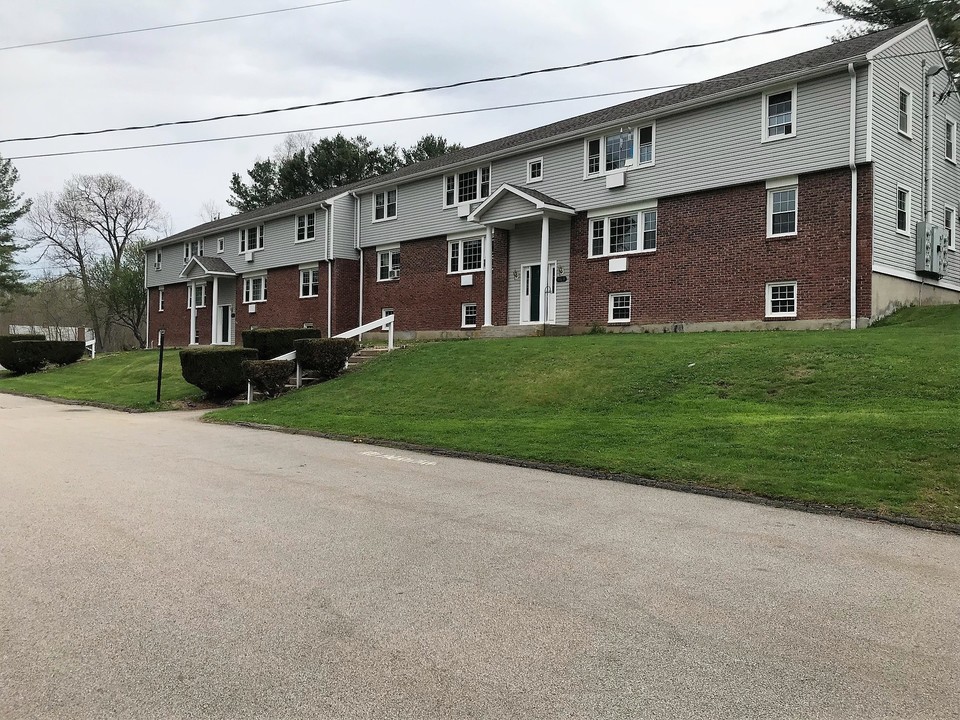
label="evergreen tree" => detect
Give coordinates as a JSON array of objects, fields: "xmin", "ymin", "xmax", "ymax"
[{"xmin": 0, "ymin": 154, "xmax": 31, "ymax": 310}]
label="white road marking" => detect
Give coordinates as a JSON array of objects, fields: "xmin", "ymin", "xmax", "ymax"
[{"xmin": 360, "ymin": 450, "xmax": 437, "ymax": 466}]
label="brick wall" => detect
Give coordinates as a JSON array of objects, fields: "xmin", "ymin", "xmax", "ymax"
[
  {"xmin": 332, "ymin": 259, "xmax": 360, "ymax": 335},
  {"xmin": 233, "ymin": 265, "xmax": 329, "ymax": 336},
  {"xmin": 361, "ymin": 232, "xmax": 509, "ymax": 330},
  {"xmin": 568, "ymin": 164, "xmax": 874, "ymax": 326}
]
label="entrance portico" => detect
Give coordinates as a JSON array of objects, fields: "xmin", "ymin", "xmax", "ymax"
[{"xmin": 180, "ymin": 257, "xmax": 238, "ymax": 345}]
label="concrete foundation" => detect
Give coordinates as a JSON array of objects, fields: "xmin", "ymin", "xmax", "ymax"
[{"xmin": 872, "ymin": 271, "xmax": 960, "ymax": 320}]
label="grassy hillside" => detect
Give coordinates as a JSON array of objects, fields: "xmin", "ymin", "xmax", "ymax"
[
  {"xmin": 210, "ymin": 306, "xmax": 960, "ymax": 523},
  {"xmin": 0, "ymin": 350, "xmax": 200, "ymax": 410}
]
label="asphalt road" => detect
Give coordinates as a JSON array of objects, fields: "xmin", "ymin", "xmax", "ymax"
[{"xmin": 1, "ymin": 394, "xmax": 958, "ymax": 719}]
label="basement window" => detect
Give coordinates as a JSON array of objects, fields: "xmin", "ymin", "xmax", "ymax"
[
  {"xmin": 766, "ymin": 282, "xmax": 797, "ymax": 318},
  {"xmin": 462, "ymin": 303, "xmax": 478, "ymax": 328},
  {"xmin": 608, "ymin": 293, "xmax": 631, "ymax": 323}
]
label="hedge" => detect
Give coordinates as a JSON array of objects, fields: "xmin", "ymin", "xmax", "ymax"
[
  {"xmin": 241, "ymin": 328, "xmax": 323, "ymax": 361},
  {"xmin": 180, "ymin": 346, "xmax": 258, "ymax": 399},
  {"xmin": 242, "ymin": 359, "xmax": 296, "ymax": 399},
  {"xmin": 0, "ymin": 334, "xmax": 45, "ymax": 371},
  {"xmin": 294, "ymin": 338, "xmax": 359, "ymax": 381},
  {"xmin": 39, "ymin": 340, "xmax": 85, "ymax": 366}
]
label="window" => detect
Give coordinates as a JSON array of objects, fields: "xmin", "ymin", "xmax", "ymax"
[
  {"xmin": 444, "ymin": 167, "xmax": 491, "ymax": 206},
  {"xmin": 585, "ymin": 125, "xmax": 654, "ymax": 176},
  {"xmin": 947, "ymin": 118, "xmax": 956, "ymax": 162},
  {"xmin": 767, "ymin": 187, "xmax": 798, "ymax": 237},
  {"xmin": 239, "ymin": 225, "xmax": 264, "ymax": 253},
  {"xmin": 378, "ymin": 249, "xmax": 400, "ymax": 281},
  {"xmin": 217, "ymin": 237, "xmax": 224, "ymax": 253},
  {"xmin": 157, "ymin": 287, "xmax": 164, "ymax": 313},
  {"xmin": 382, "ymin": 308, "xmax": 394, "ymax": 318},
  {"xmin": 374, "ymin": 190, "xmax": 398, "ymax": 221},
  {"xmin": 589, "ymin": 209, "xmax": 657, "ymax": 257},
  {"xmin": 296, "ymin": 213, "xmax": 315, "ymax": 242},
  {"xmin": 527, "ymin": 158, "xmax": 543, "ymax": 184},
  {"xmin": 896, "ymin": 186, "xmax": 911, "ymax": 235},
  {"xmin": 154, "ymin": 249, "xmax": 162, "ymax": 270},
  {"xmin": 899, "ymin": 87, "xmax": 913, "ymax": 137},
  {"xmin": 448, "ymin": 237, "xmax": 484, "ymax": 273},
  {"xmin": 763, "ymin": 87, "xmax": 796, "ymax": 141},
  {"xmin": 945, "ymin": 206, "xmax": 956, "ymax": 251},
  {"xmin": 183, "ymin": 239, "xmax": 202, "ymax": 264},
  {"xmin": 766, "ymin": 282, "xmax": 797, "ymax": 318},
  {"xmin": 609, "ymin": 293, "xmax": 631, "ymax": 323},
  {"xmin": 462, "ymin": 303, "xmax": 478, "ymax": 328},
  {"xmin": 243, "ymin": 275, "xmax": 267, "ymax": 304},
  {"xmin": 300, "ymin": 268, "xmax": 319, "ymax": 298},
  {"xmin": 187, "ymin": 283, "xmax": 206, "ymax": 309}
]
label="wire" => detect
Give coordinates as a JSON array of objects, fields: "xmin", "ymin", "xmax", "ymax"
[
  {"xmin": 4, "ymin": 85, "xmax": 689, "ymax": 160},
  {"xmin": 0, "ymin": 0, "xmax": 353, "ymax": 52},
  {"xmin": 0, "ymin": 18, "xmax": 844, "ymax": 145}
]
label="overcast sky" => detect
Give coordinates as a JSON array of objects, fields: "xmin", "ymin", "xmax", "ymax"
[{"xmin": 1, "ymin": 0, "xmax": 857, "ymax": 272}]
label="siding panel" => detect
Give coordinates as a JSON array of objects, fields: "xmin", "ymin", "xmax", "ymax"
[{"xmin": 506, "ymin": 220, "xmax": 570, "ymax": 325}]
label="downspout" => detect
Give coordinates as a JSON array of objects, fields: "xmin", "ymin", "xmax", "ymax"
[
  {"xmin": 144, "ymin": 254, "xmax": 151, "ymax": 348},
  {"xmin": 848, "ymin": 63, "xmax": 858, "ymax": 330},
  {"xmin": 322, "ymin": 201, "xmax": 333, "ymax": 338},
  {"xmin": 351, "ymin": 191, "xmax": 363, "ymax": 329},
  {"xmin": 923, "ymin": 63, "xmax": 945, "ymax": 307}
]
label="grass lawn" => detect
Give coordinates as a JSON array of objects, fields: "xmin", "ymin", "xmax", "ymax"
[
  {"xmin": 0, "ymin": 349, "xmax": 202, "ymax": 411},
  {"xmin": 210, "ymin": 306, "xmax": 960, "ymax": 524}
]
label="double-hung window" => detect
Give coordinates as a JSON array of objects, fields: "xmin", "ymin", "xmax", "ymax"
[
  {"xmin": 374, "ymin": 190, "xmax": 398, "ymax": 221},
  {"xmin": 462, "ymin": 303, "xmax": 478, "ymax": 328},
  {"xmin": 158, "ymin": 287, "xmax": 164, "ymax": 312},
  {"xmin": 378, "ymin": 248, "xmax": 401, "ymax": 281},
  {"xmin": 183, "ymin": 240, "xmax": 202, "ymax": 264},
  {"xmin": 945, "ymin": 206, "xmax": 956, "ymax": 251},
  {"xmin": 448, "ymin": 237, "xmax": 483, "ymax": 273},
  {"xmin": 947, "ymin": 118, "xmax": 957, "ymax": 162},
  {"xmin": 609, "ymin": 293, "xmax": 631, "ymax": 323},
  {"xmin": 767, "ymin": 185, "xmax": 798, "ymax": 237},
  {"xmin": 896, "ymin": 186, "xmax": 911, "ymax": 235},
  {"xmin": 899, "ymin": 87, "xmax": 913, "ymax": 137},
  {"xmin": 217, "ymin": 237, "xmax": 224, "ymax": 253},
  {"xmin": 243, "ymin": 275, "xmax": 267, "ymax": 303},
  {"xmin": 589, "ymin": 208, "xmax": 657, "ymax": 257},
  {"xmin": 763, "ymin": 87, "xmax": 796, "ymax": 141},
  {"xmin": 585, "ymin": 125, "xmax": 654, "ymax": 177},
  {"xmin": 296, "ymin": 213, "xmax": 315, "ymax": 242},
  {"xmin": 155, "ymin": 249, "xmax": 162, "ymax": 270},
  {"xmin": 300, "ymin": 268, "xmax": 319, "ymax": 298},
  {"xmin": 240, "ymin": 225, "xmax": 264, "ymax": 253},
  {"xmin": 187, "ymin": 283, "xmax": 206, "ymax": 309},
  {"xmin": 766, "ymin": 282, "xmax": 797, "ymax": 318},
  {"xmin": 444, "ymin": 167, "xmax": 491, "ymax": 207}
]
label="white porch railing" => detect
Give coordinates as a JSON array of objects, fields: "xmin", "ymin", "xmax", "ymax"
[
  {"xmin": 84, "ymin": 338, "xmax": 96, "ymax": 360},
  {"xmin": 245, "ymin": 317, "xmax": 394, "ymax": 404}
]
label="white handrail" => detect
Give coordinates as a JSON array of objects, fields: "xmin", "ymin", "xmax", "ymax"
[
  {"xmin": 84, "ymin": 338, "xmax": 96, "ymax": 360},
  {"xmin": 333, "ymin": 315, "xmax": 395, "ymax": 350}
]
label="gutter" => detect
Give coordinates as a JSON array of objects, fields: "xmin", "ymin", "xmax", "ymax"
[
  {"xmin": 322, "ymin": 201, "xmax": 333, "ymax": 338},
  {"xmin": 848, "ymin": 63, "xmax": 858, "ymax": 330}
]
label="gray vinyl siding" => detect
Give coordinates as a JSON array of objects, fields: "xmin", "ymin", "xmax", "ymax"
[
  {"xmin": 506, "ymin": 219, "xmax": 570, "ymax": 326},
  {"xmin": 360, "ymin": 71, "xmax": 858, "ymax": 249},
  {"xmin": 331, "ymin": 195, "xmax": 358, "ymax": 259},
  {"xmin": 856, "ymin": 63, "xmax": 870, "ymax": 164},
  {"xmin": 481, "ymin": 194, "xmax": 538, "ymax": 224},
  {"xmin": 869, "ymin": 24, "xmax": 960, "ymax": 287}
]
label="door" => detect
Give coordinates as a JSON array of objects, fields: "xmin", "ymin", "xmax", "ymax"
[
  {"xmin": 520, "ymin": 262, "xmax": 557, "ymax": 324},
  {"xmin": 218, "ymin": 305, "xmax": 232, "ymax": 344}
]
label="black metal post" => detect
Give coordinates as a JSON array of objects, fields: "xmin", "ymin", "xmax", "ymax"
[{"xmin": 156, "ymin": 330, "xmax": 165, "ymax": 404}]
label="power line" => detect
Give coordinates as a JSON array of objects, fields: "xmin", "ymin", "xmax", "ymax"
[
  {"xmin": 4, "ymin": 85, "xmax": 689, "ymax": 161},
  {"xmin": 0, "ymin": 0, "xmax": 353, "ymax": 52},
  {"xmin": 0, "ymin": 18, "xmax": 844, "ymax": 145}
]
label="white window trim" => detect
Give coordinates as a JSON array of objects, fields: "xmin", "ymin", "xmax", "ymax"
[
  {"xmin": 898, "ymin": 85, "xmax": 914, "ymax": 138},
  {"xmin": 382, "ymin": 308, "xmax": 395, "ymax": 319},
  {"xmin": 946, "ymin": 115, "xmax": 957, "ymax": 163},
  {"xmin": 377, "ymin": 248, "xmax": 400, "ymax": 282},
  {"xmin": 761, "ymin": 85, "xmax": 798, "ymax": 143},
  {"xmin": 188, "ymin": 283, "xmax": 206, "ymax": 310},
  {"xmin": 608, "ymin": 293, "xmax": 631, "ymax": 324},
  {"xmin": 372, "ymin": 189, "xmax": 398, "ymax": 223},
  {"xmin": 242, "ymin": 274, "xmax": 268, "ymax": 304},
  {"xmin": 239, "ymin": 225, "xmax": 264, "ymax": 254},
  {"xmin": 461, "ymin": 303, "xmax": 478, "ymax": 329},
  {"xmin": 299, "ymin": 268, "xmax": 319, "ymax": 298},
  {"xmin": 442, "ymin": 166, "xmax": 492, "ymax": 208},
  {"xmin": 295, "ymin": 212, "xmax": 316, "ymax": 243},
  {"xmin": 765, "ymin": 281, "xmax": 798, "ymax": 319},
  {"xmin": 157, "ymin": 286, "xmax": 164, "ymax": 313},
  {"xmin": 583, "ymin": 123, "xmax": 656, "ymax": 179},
  {"xmin": 526, "ymin": 158, "xmax": 543, "ymax": 184},
  {"xmin": 766, "ymin": 185, "xmax": 798, "ymax": 238},
  {"xmin": 945, "ymin": 204, "xmax": 957, "ymax": 251},
  {"xmin": 183, "ymin": 239, "xmax": 203, "ymax": 265},
  {"xmin": 588, "ymin": 209, "xmax": 658, "ymax": 258},
  {"xmin": 896, "ymin": 185, "xmax": 912, "ymax": 236},
  {"xmin": 155, "ymin": 249, "xmax": 162, "ymax": 270},
  {"xmin": 216, "ymin": 237, "xmax": 224, "ymax": 254},
  {"xmin": 447, "ymin": 237, "xmax": 485, "ymax": 275}
]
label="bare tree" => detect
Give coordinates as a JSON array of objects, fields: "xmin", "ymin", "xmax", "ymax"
[{"xmin": 198, "ymin": 199, "xmax": 222, "ymax": 223}]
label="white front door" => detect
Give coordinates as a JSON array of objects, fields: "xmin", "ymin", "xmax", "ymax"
[{"xmin": 520, "ymin": 262, "xmax": 557, "ymax": 324}]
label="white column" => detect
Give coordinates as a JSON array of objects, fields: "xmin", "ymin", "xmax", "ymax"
[
  {"xmin": 483, "ymin": 226, "xmax": 493, "ymax": 327},
  {"xmin": 188, "ymin": 282, "xmax": 197, "ymax": 345},
  {"xmin": 539, "ymin": 216, "xmax": 550, "ymax": 324},
  {"xmin": 211, "ymin": 276, "xmax": 220, "ymax": 344}
]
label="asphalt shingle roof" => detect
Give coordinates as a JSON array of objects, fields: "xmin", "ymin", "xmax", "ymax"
[{"xmin": 154, "ymin": 21, "xmax": 922, "ymax": 248}]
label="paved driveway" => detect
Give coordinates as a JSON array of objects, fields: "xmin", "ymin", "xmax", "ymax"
[{"xmin": 1, "ymin": 394, "xmax": 958, "ymax": 719}]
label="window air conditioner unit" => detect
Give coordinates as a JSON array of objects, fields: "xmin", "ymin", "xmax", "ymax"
[
  {"xmin": 389, "ymin": 269, "xmax": 400, "ymax": 279},
  {"xmin": 245, "ymin": 250, "xmax": 255, "ymax": 262}
]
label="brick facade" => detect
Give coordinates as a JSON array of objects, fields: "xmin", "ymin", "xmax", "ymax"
[
  {"xmin": 361, "ymin": 231, "xmax": 510, "ymax": 330},
  {"xmin": 568, "ymin": 164, "xmax": 874, "ymax": 327},
  {"xmin": 233, "ymin": 265, "xmax": 329, "ymax": 336}
]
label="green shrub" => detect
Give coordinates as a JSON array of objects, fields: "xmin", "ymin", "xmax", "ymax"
[
  {"xmin": 180, "ymin": 347, "xmax": 258, "ymax": 399},
  {"xmin": 241, "ymin": 328, "xmax": 323, "ymax": 360},
  {"xmin": 4, "ymin": 341, "xmax": 49, "ymax": 375},
  {"xmin": 294, "ymin": 338, "xmax": 359, "ymax": 381},
  {"xmin": 0, "ymin": 334, "xmax": 45, "ymax": 372},
  {"xmin": 242, "ymin": 359, "xmax": 295, "ymax": 398},
  {"xmin": 40, "ymin": 341, "xmax": 85, "ymax": 366}
]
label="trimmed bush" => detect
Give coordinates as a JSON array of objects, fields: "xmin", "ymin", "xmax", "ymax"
[
  {"xmin": 241, "ymin": 328, "xmax": 323, "ymax": 361},
  {"xmin": 242, "ymin": 359, "xmax": 295, "ymax": 399},
  {"xmin": 4, "ymin": 341, "xmax": 49, "ymax": 375},
  {"xmin": 0, "ymin": 334, "xmax": 45, "ymax": 372},
  {"xmin": 180, "ymin": 346, "xmax": 258, "ymax": 399},
  {"xmin": 40, "ymin": 340, "xmax": 85, "ymax": 366},
  {"xmin": 294, "ymin": 338, "xmax": 359, "ymax": 381}
]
